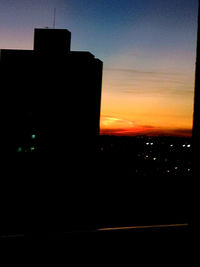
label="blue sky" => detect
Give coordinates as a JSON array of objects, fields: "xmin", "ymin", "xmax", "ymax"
[
  {"xmin": 0, "ymin": 0, "xmax": 199, "ymax": 135},
  {"xmin": 0, "ymin": 0, "xmax": 198, "ymax": 58}
]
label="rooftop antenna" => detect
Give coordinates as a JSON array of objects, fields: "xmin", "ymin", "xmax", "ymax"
[{"xmin": 53, "ymin": 8, "xmax": 56, "ymax": 29}]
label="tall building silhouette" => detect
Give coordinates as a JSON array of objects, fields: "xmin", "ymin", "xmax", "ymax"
[
  {"xmin": 0, "ymin": 28, "xmax": 103, "ymax": 236},
  {"xmin": 0, "ymin": 28, "xmax": 103, "ymax": 158}
]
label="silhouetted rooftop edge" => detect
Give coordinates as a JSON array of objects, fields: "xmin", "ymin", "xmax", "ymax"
[{"xmin": 0, "ymin": 28, "xmax": 102, "ymax": 62}]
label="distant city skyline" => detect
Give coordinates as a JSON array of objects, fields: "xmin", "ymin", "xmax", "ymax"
[{"xmin": 0, "ymin": 0, "xmax": 198, "ymax": 137}]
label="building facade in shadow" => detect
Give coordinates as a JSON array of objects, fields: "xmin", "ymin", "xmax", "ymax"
[
  {"xmin": 0, "ymin": 28, "xmax": 103, "ymax": 159},
  {"xmin": 0, "ymin": 28, "xmax": 103, "ymax": 236}
]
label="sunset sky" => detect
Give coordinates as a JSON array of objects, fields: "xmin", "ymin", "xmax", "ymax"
[{"xmin": 0, "ymin": 0, "xmax": 198, "ymax": 136}]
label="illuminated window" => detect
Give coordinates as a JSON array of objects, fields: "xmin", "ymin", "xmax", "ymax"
[
  {"xmin": 17, "ymin": 147, "xmax": 22, "ymax": 152},
  {"xmin": 31, "ymin": 134, "xmax": 36, "ymax": 139}
]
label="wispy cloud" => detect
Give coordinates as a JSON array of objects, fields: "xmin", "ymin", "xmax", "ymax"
[
  {"xmin": 100, "ymin": 115, "xmax": 135, "ymax": 128},
  {"xmin": 123, "ymin": 87, "xmax": 193, "ymax": 96},
  {"xmin": 103, "ymin": 67, "xmax": 193, "ymax": 96},
  {"xmin": 100, "ymin": 115, "xmax": 192, "ymax": 137},
  {"xmin": 100, "ymin": 126, "xmax": 192, "ymax": 137},
  {"xmin": 104, "ymin": 67, "xmax": 184, "ymax": 76}
]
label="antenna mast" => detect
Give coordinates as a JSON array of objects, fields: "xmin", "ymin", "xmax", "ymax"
[{"xmin": 53, "ymin": 8, "xmax": 56, "ymax": 29}]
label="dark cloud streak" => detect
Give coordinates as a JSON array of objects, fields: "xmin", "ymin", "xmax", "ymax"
[
  {"xmin": 100, "ymin": 127, "xmax": 192, "ymax": 137},
  {"xmin": 104, "ymin": 67, "xmax": 185, "ymax": 76}
]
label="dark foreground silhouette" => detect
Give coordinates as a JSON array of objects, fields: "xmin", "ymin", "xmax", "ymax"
[
  {"xmin": 0, "ymin": 135, "xmax": 190, "ymax": 240},
  {"xmin": 0, "ymin": 29, "xmax": 190, "ymax": 241}
]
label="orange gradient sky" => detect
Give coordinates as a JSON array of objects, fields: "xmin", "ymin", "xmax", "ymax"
[
  {"xmin": 100, "ymin": 40, "xmax": 196, "ymax": 137},
  {"xmin": 100, "ymin": 68, "xmax": 195, "ymax": 136},
  {"xmin": 0, "ymin": 1, "xmax": 198, "ymax": 137}
]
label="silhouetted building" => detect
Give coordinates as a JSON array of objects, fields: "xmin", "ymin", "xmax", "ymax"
[
  {"xmin": 0, "ymin": 28, "xmax": 103, "ymax": 236},
  {"xmin": 0, "ymin": 28, "xmax": 103, "ymax": 159}
]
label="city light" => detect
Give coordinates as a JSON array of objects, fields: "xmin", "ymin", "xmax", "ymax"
[
  {"xmin": 99, "ymin": 136, "xmax": 192, "ymax": 177},
  {"xmin": 17, "ymin": 147, "xmax": 22, "ymax": 152}
]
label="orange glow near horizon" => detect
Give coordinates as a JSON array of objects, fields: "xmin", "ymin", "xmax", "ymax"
[
  {"xmin": 100, "ymin": 63, "xmax": 194, "ymax": 137},
  {"xmin": 100, "ymin": 115, "xmax": 192, "ymax": 137}
]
